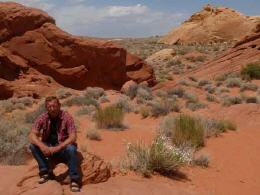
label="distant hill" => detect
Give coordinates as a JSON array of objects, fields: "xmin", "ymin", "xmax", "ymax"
[{"xmin": 160, "ymin": 4, "xmax": 260, "ymax": 45}]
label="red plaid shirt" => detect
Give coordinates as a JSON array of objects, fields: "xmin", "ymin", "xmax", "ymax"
[{"xmin": 32, "ymin": 110, "xmax": 76, "ymax": 144}]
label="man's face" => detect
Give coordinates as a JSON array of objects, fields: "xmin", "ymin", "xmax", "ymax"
[{"xmin": 46, "ymin": 99, "xmax": 61, "ymax": 118}]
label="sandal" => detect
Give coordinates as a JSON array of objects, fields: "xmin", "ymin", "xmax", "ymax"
[
  {"xmin": 70, "ymin": 181, "xmax": 80, "ymax": 192},
  {"xmin": 38, "ymin": 174, "xmax": 50, "ymax": 184}
]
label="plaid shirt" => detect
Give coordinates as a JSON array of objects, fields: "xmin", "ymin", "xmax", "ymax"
[{"xmin": 32, "ymin": 110, "xmax": 76, "ymax": 144}]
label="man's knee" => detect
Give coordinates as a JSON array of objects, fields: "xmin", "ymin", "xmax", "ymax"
[{"xmin": 65, "ymin": 144, "xmax": 77, "ymax": 154}]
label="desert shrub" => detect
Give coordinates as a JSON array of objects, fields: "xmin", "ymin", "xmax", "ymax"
[
  {"xmin": 56, "ymin": 88, "xmax": 72, "ymax": 99},
  {"xmin": 136, "ymin": 86, "xmax": 153, "ymax": 104},
  {"xmin": 125, "ymin": 136, "xmax": 183, "ymax": 176},
  {"xmin": 222, "ymin": 96, "xmax": 242, "ymax": 106},
  {"xmin": 206, "ymin": 94, "xmax": 218, "ymax": 102},
  {"xmin": 25, "ymin": 103, "xmax": 46, "ymax": 124},
  {"xmin": 139, "ymin": 106, "xmax": 150, "ymax": 118},
  {"xmin": 225, "ymin": 78, "xmax": 242, "ymax": 88},
  {"xmin": 76, "ymin": 105, "xmax": 96, "ymax": 116},
  {"xmin": 113, "ymin": 95, "xmax": 132, "ymax": 112},
  {"xmin": 13, "ymin": 97, "xmax": 34, "ymax": 107},
  {"xmin": 123, "ymin": 83, "xmax": 138, "ymax": 99},
  {"xmin": 86, "ymin": 128, "xmax": 102, "ymax": 141},
  {"xmin": 193, "ymin": 154, "xmax": 209, "ymax": 167},
  {"xmin": 149, "ymin": 98, "xmax": 180, "ymax": 117},
  {"xmin": 188, "ymin": 76, "xmax": 198, "ymax": 82},
  {"xmin": 215, "ymin": 87, "xmax": 230, "ymax": 95},
  {"xmin": 184, "ymin": 92, "xmax": 198, "ymax": 103},
  {"xmin": 202, "ymin": 118, "xmax": 236, "ymax": 137},
  {"xmin": 99, "ymin": 95, "xmax": 110, "ymax": 103},
  {"xmin": 203, "ymin": 84, "xmax": 215, "ymax": 94},
  {"xmin": 155, "ymin": 90, "xmax": 168, "ymax": 98},
  {"xmin": 198, "ymin": 80, "xmax": 211, "ymax": 87},
  {"xmin": 245, "ymin": 96, "xmax": 258, "ymax": 103},
  {"xmin": 171, "ymin": 115, "xmax": 205, "ymax": 148},
  {"xmin": 83, "ymin": 87, "xmax": 105, "ymax": 99},
  {"xmin": 240, "ymin": 83, "xmax": 258, "ymax": 92},
  {"xmin": 0, "ymin": 116, "xmax": 30, "ymax": 165},
  {"xmin": 63, "ymin": 96, "xmax": 98, "ymax": 107},
  {"xmin": 178, "ymin": 79, "xmax": 189, "ymax": 86},
  {"xmin": 214, "ymin": 72, "xmax": 240, "ymax": 82},
  {"xmin": 167, "ymin": 87, "xmax": 185, "ymax": 98},
  {"xmin": 95, "ymin": 105, "xmax": 124, "ymax": 129},
  {"xmin": 186, "ymin": 102, "xmax": 207, "ymax": 111},
  {"xmin": 0, "ymin": 97, "xmax": 34, "ymax": 113},
  {"xmin": 241, "ymin": 63, "xmax": 260, "ymax": 80},
  {"xmin": 186, "ymin": 56, "xmax": 206, "ymax": 62}
]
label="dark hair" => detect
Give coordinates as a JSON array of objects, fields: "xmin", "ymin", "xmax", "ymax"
[{"xmin": 45, "ymin": 96, "xmax": 60, "ymax": 105}]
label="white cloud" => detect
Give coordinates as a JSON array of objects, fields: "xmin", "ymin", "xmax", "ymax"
[{"xmin": 0, "ymin": 0, "xmax": 188, "ymax": 37}]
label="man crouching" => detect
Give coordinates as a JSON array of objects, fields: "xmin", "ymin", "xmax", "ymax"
[{"xmin": 29, "ymin": 96, "xmax": 80, "ymax": 192}]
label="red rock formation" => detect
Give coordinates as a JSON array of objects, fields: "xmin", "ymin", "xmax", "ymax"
[
  {"xmin": 160, "ymin": 4, "xmax": 260, "ymax": 45},
  {"xmin": 0, "ymin": 2, "xmax": 155, "ymax": 98},
  {"xmin": 188, "ymin": 29, "xmax": 260, "ymax": 79}
]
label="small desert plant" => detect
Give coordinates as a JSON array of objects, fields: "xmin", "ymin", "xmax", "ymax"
[
  {"xmin": 245, "ymin": 96, "xmax": 258, "ymax": 103},
  {"xmin": 56, "ymin": 88, "xmax": 72, "ymax": 99},
  {"xmin": 149, "ymin": 98, "xmax": 180, "ymax": 117},
  {"xmin": 193, "ymin": 154, "xmax": 209, "ymax": 167},
  {"xmin": 63, "ymin": 96, "xmax": 98, "ymax": 107},
  {"xmin": 222, "ymin": 96, "xmax": 242, "ymax": 106},
  {"xmin": 240, "ymin": 83, "xmax": 258, "ymax": 92},
  {"xmin": 189, "ymin": 76, "xmax": 198, "ymax": 82},
  {"xmin": 186, "ymin": 102, "xmax": 207, "ymax": 111},
  {"xmin": 125, "ymin": 136, "xmax": 183, "ymax": 176},
  {"xmin": 95, "ymin": 105, "xmax": 124, "ymax": 129},
  {"xmin": 167, "ymin": 87, "xmax": 185, "ymax": 98},
  {"xmin": 241, "ymin": 63, "xmax": 260, "ymax": 80},
  {"xmin": 215, "ymin": 87, "xmax": 230, "ymax": 95},
  {"xmin": 206, "ymin": 94, "xmax": 218, "ymax": 102},
  {"xmin": 76, "ymin": 105, "xmax": 96, "ymax": 116},
  {"xmin": 225, "ymin": 78, "xmax": 242, "ymax": 88},
  {"xmin": 184, "ymin": 92, "xmax": 198, "ymax": 103},
  {"xmin": 25, "ymin": 103, "xmax": 46, "ymax": 124},
  {"xmin": 198, "ymin": 80, "xmax": 211, "ymax": 87},
  {"xmin": 113, "ymin": 95, "xmax": 132, "ymax": 113},
  {"xmin": 178, "ymin": 79, "xmax": 189, "ymax": 86},
  {"xmin": 123, "ymin": 83, "xmax": 138, "ymax": 99},
  {"xmin": 136, "ymin": 86, "xmax": 153, "ymax": 104},
  {"xmin": 83, "ymin": 87, "xmax": 105, "ymax": 99},
  {"xmin": 203, "ymin": 84, "xmax": 215, "ymax": 94},
  {"xmin": 139, "ymin": 106, "xmax": 150, "ymax": 118},
  {"xmin": 171, "ymin": 115, "xmax": 205, "ymax": 149},
  {"xmin": 86, "ymin": 128, "xmax": 102, "ymax": 141}
]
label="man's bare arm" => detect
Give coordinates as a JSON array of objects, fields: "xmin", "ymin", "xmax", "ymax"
[{"xmin": 29, "ymin": 129, "xmax": 51, "ymax": 156}]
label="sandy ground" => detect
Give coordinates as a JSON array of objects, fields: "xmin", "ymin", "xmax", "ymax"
[{"xmin": 1, "ymin": 103, "xmax": 260, "ymax": 195}]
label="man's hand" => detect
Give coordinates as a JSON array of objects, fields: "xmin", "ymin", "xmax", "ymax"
[
  {"xmin": 49, "ymin": 145, "xmax": 62, "ymax": 155},
  {"xmin": 40, "ymin": 145, "xmax": 51, "ymax": 156}
]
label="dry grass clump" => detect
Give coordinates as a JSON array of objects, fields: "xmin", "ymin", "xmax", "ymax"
[
  {"xmin": 124, "ymin": 136, "xmax": 183, "ymax": 177},
  {"xmin": 241, "ymin": 63, "xmax": 260, "ymax": 80},
  {"xmin": 0, "ymin": 114, "xmax": 30, "ymax": 165},
  {"xmin": 240, "ymin": 83, "xmax": 258, "ymax": 92},
  {"xmin": 167, "ymin": 87, "xmax": 185, "ymax": 98},
  {"xmin": 136, "ymin": 86, "xmax": 153, "ymax": 104},
  {"xmin": 113, "ymin": 95, "xmax": 133, "ymax": 113},
  {"xmin": 56, "ymin": 88, "xmax": 72, "ymax": 99},
  {"xmin": 83, "ymin": 87, "xmax": 105, "ymax": 99},
  {"xmin": 186, "ymin": 102, "xmax": 207, "ymax": 111},
  {"xmin": 0, "ymin": 97, "xmax": 34, "ymax": 113},
  {"xmin": 193, "ymin": 154, "xmax": 209, "ymax": 167},
  {"xmin": 198, "ymin": 80, "xmax": 211, "ymax": 87},
  {"xmin": 225, "ymin": 78, "xmax": 242, "ymax": 88},
  {"xmin": 86, "ymin": 128, "xmax": 102, "ymax": 141},
  {"xmin": 149, "ymin": 98, "xmax": 180, "ymax": 117},
  {"xmin": 206, "ymin": 94, "xmax": 218, "ymax": 102},
  {"xmin": 123, "ymin": 83, "xmax": 138, "ymax": 99},
  {"xmin": 25, "ymin": 103, "xmax": 46, "ymax": 123},
  {"xmin": 188, "ymin": 76, "xmax": 198, "ymax": 82},
  {"xmin": 245, "ymin": 96, "xmax": 258, "ymax": 104},
  {"xmin": 203, "ymin": 84, "xmax": 215, "ymax": 94},
  {"xmin": 95, "ymin": 105, "xmax": 124, "ymax": 129},
  {"xmin": 63, "ymin": 95, "xmax": 99, "ymax": 107},
  {"xmin": 222, "ymin": 96, "xmax": 242, "ymax": 106},
  {"xmin": 76, "ymin": 105, "xmax": 96, "ymax": 116},
  {"xmin": 139, "ymin": 106, "xmax": 150, "ymax": 118}
]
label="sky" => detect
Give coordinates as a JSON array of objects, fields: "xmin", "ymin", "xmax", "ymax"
[{"xmin": 1, "ymin": 0, "xmax": 260, "ymax": 37}]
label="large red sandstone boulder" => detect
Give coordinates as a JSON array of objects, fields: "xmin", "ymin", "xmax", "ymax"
[
  {"xmin": 160, "ymin": 4, "xmax": 260, "ymax": 45},
  {"xmin": 0, "ymin": 2, "xmax": 155, "ymax": 98}
]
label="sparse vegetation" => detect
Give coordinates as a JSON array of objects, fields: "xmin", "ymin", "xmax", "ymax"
[
  {"xmin": 241, "ymin": 63, "xmax": 260, "ymax": 80},
  {"xmin": 149, "ymin": 98, "xmax": 180, "ymax": 117},
  {"xmin": 95, "ymin": 105, "xmax": 124, "ymax": 129},
  {"xmin": 222, "ymin": 96, "xmax": 243, "ymax": 106},
  {"xmin": 193, "ymin": 154, "xmax": 209, "ymax": 167},
  {"xmin": 136, "ymin": 86, "xmax": 153, "ymax": 104},
  {"xmin": 25, "ymin": 103, "xmax": 46, "ymax": 123},
  {"xmin": 86, "ymin": 128, "xmax": 102, "ymax": 141},
  {"xmin": 198, "ymin": 80, "xmax": 211, "ymax": 87},
  {"xmin": 225, "ymin": 78, "xmax": 242, "ymax": 88},
  {"xmin": 63, "ymin": 96, "xmax": 98, "ymax": 107},
  {"xmin": 240, "ymin": 83, "xmax": 258, "ymax": 92},
  {"xmin": 56, "ymin": 88, "xmax": 72, "ymax": 99},
  {"xmin": 167, "ymin": 87, "xmax": 185, "ymax": 98},
  {"xmin": 139, "ymin": 106, "xmax": 150, "ymax": 118},
  {"xmin": 76, "ymin": 105, "xmax": 96, "ymax": 116},
  {"xmin": 83, "ymin": 87, "xmax": 105, "ymax": 99}
]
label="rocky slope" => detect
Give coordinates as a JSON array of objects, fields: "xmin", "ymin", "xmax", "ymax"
[
  {"xmin": 160, "ymin": 4, "xmax": 260, "ymax": 45},
  {"xmin": 0, "ymin": 2, "xmax": 155, "ymax": 99}
]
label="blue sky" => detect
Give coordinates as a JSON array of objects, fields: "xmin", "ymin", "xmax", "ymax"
[{"xmin": 1, "ymin": 0, "xmax": 259, "ymax": 37}]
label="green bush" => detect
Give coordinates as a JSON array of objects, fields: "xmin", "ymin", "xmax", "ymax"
[
  {"xmin": 172, "ymin": 115, "xmax": 205, "ymax": 148},
  {"xmin": 95, "ymin": 105, "xmax": 124, "ymax": 129},
  {"xmin": 241, "ymin": 63, "xmax": 260, "ymax": 80}
]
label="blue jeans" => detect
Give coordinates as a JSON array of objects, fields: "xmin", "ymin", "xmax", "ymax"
[{"xmin": 29, "ymin": 143, "xmax": 80, "ymax": 182}]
